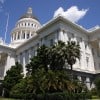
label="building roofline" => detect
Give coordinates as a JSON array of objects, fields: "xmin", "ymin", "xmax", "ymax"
[
  {"xmin": 37, "ymin": 15, "xmax": 88, "ymax": 34},
  {"xmin": 15, "ymin": 35, "xmax": 39, "ymax": 50},
  {"xmin": 37, "ymin": 15, "xmax": 100, "ymax": 35},
  {"xmin": 0, "ymin": 44, "xmax": 15, "ymax": 51},
  {"xmin": 14, "ymin": 15, "xmax": 100, "ymax": 50}
]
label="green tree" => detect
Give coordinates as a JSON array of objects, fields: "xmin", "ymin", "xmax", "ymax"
[
  {"xmin": 26, "ymin": 41, "xmax": 69, "ymax": 73},
  {"xmin": 49, "ymin": 41, "xmax": 66, "ymax": 70},
  {"xmin": 42, "ymin": 70, "xmax": 71, "ymax": 93},
  {"xmin": 3, "ymin": 62, "xmax": 23, "ymax": 97},
  {"xmin": 26, "ymin": 45, "xmax": 50, "ymax": 75},
  {"xmin": 65, "ymin": 41, "xmax": 80, "ymax": 71},
  {"xmin": 10, "ymin": 76, "xmax": 34, "ymax": 99},
  {"xmin": 9, "ymin": 41, "xmax": 87, "ymax": 99},
  {"xmin": 94, "ymin": 77, "xmax": 100, "ymax": 97}
]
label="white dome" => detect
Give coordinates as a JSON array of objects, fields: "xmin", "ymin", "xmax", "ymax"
[{"xmin": 10, "ymin": 7, "xmax": 41, "ymax": 48}]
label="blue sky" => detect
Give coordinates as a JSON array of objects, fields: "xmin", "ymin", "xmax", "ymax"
[{"xmin": 0, "ymin": 0, "xmax": 100, "ymax": 43}]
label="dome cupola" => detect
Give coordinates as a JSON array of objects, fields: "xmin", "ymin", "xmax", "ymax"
[
  {"xmin": 20, "ymin": 7, "xmax": 38, "ymax": 21},
  {"xmin": 10, "ymin": 7, "xmax": 41, "ymax": 48}
]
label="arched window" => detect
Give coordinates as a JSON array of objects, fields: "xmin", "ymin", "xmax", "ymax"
[
  {"xmin": 27, "ymin": 33, "xmax": 30, "ymax": 39},
  {"xmin": 25, "ymin": 23, "xmax": 26, "ymax": 26},
  {"xmin": 17, "ymin": 33, "xmax": 20, "ymax": 39},
  {"xmin": 14, "ymin": 33, "xmax": 16, "ymax": 40},
  {"xmin": 22, "ymin": 33, "xmax": 25, "ymax": 39},
  {"xmin": 31, "ymin": 24, "xmax": 33, "ymax": 27},
  {"xmin": 31, "ymin": 33, "xmax": 33, "ymax": 36}
]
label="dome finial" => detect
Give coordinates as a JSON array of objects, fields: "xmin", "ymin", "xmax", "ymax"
[{"xmin": 27, "ymin": 7, "xmax": 32, "ymax": 14}]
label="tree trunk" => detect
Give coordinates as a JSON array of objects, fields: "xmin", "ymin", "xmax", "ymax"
[{"xmin": 70, "ymin": 64, "xmax": 73, "ymax": 80}]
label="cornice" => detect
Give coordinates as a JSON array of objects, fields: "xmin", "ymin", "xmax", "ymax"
[
  {"xmin": 0, "ymin": 44, "xmax": 15, "ymax": 51},
  {"xmin": 15, "ymin": 34, "xmax": 39, "ymax": 50},
  {"xmin": 36, "ymin": 16, "xmax": 88, "ymax": 34}
]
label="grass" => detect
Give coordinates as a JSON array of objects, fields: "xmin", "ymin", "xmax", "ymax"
[
  {"xmin": 92, "ymin": 95, "xmax": 100, "ymax": 99},
  {"xmin": 0, "ymin": 97, "xmax": 15, "ymax": 100}
]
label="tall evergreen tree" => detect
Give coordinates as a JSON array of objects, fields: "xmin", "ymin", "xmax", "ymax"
[{"xmin": 3, "ymin": 62, "xmax": 23, "ymax": 97}]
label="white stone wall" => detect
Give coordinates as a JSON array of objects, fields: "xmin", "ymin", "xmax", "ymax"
[
  {"xmin": 0, "ymin": 45, "xmax": 15, "ymax": 78},
  {"xmin": 15, "ymin": 20, "xmax": 96, "ymax": 74},
  {"xmin": 1, "ymin": 15, "xmax": 100, "ymax": 80},
  {"xmin": 1, "ymin": 15, "xmax": 100, "ymax": 89}
]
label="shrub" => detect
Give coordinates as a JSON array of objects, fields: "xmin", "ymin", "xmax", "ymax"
[
  {"xmin": 0, "ymin": 83, "xmax": 3, "ymax": 96},
  {"xmin": 35, "ymin": 92, "xmax": 92, "ymax": 100}
]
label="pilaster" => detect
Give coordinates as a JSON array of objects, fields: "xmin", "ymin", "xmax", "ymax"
[
  {"xmin": 58, "ymin": 28, "xmax": 64, "ymax": 41},
  {"xmin": 4, "ymin": 53, "xmax": 11, "ymax": 76},
  {"xmin": 22, "ymin": 52, "xmax": 26, "ymax": 75}
]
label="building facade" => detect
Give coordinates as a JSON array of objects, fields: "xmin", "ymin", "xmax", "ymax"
[{"xmin": 0, "ymin": 7, "xmax": 100, "ymax": 89}]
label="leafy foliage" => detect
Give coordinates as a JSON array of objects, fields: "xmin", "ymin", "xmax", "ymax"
[
  {"xmin": 3, "ymin": 40, "xmax": 86, "ymax": 100},
  {"xmin": 26, "ymin": 45, "xmax": 50, "ymax": 75},
  {"xmin": 3, "ymin": 62, "xmax": 23, "ymax": 97},
  {"xmin": 10, "ymin": 76, "xmax": 34, "ymax": 99},
  {"xmin": 94, "ymin": 77, "xmax": 100, "ymax": 97},
  {"xmin": 65, "ymin": 41, "xmax": 80, "ymax": 70},
  {"xmin": 26, "ymin": 41, "xmax": 80, "ymax": 74},
  {"xmin": 49, "ymin": 41, "xmax": 66, "ymax": 70}
]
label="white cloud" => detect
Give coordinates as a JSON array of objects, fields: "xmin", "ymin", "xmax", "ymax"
[
  {"xmin": 53, "ymin": 6, "xmax": 88, "ymax": 23},
  {"xmin": 0, "ymin": 0, "xmax": 5, "ymax": 4}
]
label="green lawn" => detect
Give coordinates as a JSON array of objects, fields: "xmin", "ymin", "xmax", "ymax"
[{"xmin": 0, "ymin": 97, "xmax": 15, "ymax": 100}]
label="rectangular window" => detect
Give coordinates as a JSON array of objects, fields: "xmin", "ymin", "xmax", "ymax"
[
  {"xmin": 37, "ymin": 43, "xmax": 39, "ymax": 49},
  {"xmin": 97, "ymin": 49, "xmax": 100, "ymax": 57},
  {"xmin": 17, "ymin": 33, "xmax": 20, "ymax": 39},
  {"xmin": 68, "ymin": 37, "xmax": 71, "ymax": 41},
  {"xmin": 85, "ymin": 44, "xmax": 87, "ymax": 49},
  {"xmin": 85, "ymin": 41, "xmax": 88, "ymax": 50},
  {"xmin": 86, "ymin": 57, "xmax": 89, "ymax": 67},
  {"xmin": 27, "ymin": 33, "xmax": 30, "ymax": 39},
  {"xmin": 72, "ymin": 33, "xmax": 74, "ymax": 38},
  {"xmin": 50, "ymin": 39, "xmax": 53, "ymax": 46},
  {"xmin": 77, "ymin": 37, "xmax": 82, "ymax": 44}
]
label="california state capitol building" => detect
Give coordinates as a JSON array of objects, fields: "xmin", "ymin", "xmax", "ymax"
[{"xmin": 0, "ymin": 7, "xmax": 100, "ymax": 89}]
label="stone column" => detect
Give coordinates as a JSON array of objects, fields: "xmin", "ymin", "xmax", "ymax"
[
  {"xmin": 28, "ymin": 49, "xmax": 31, "ymax": 62},
  {"xmin": 21, "ymin": 30, "xmax": 22, "ymax": 39},
  {"xmin": 54, "ymin": 31, "xmax": 58, "ymax": 43},
  {"xmin": 98, "ymin": 39, "xmax": 100, "ymax": 56},
  {"xmin": 29, "ymin": 31, "xmax": 31, "ymax": 38},
  {"xmin": 22, "ymin": 52, "xmax": 26, "ymax": 75},
  {"xmin": 86, "ymin": 77, "xmax": 91, "ymax": 90},
  {"xmin": 16, "ymin": 32, "xmax": 18, "ymax": 40},
  {"xmin": 4, "ymin": 53, "xmax": 11, "ymax": 76},
  {"xmin": 25, "ymin": 31, "xmax": 27, "ymax": 39},
  {"xmin": 58, "ymin": 28, "xmax": 64, "ymax": 41},
  {"xmin": 17, "ymin": 54, "xmax": 20, "ymax": 63}
]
